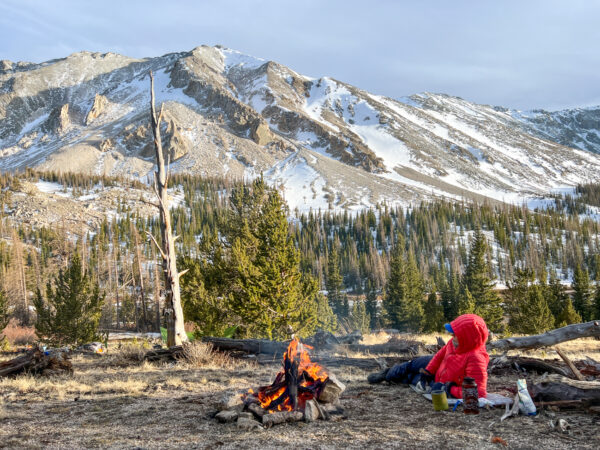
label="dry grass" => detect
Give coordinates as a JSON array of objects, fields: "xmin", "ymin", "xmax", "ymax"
[
  {"xmin": 181, "ymin": 341, "xmax": 237, "ymax": 369},
  {"xmin": 0, "ymin": 347, "xmax": 598, "ymax": 449},
  {"xmin": 1, "ymin": 338, "xmax": 599, "ymax": 448}
]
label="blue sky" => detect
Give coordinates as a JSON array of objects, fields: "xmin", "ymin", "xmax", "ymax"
[{"xmin": 1, "ymin": 0, "xmax": 599, "ymax": 110}]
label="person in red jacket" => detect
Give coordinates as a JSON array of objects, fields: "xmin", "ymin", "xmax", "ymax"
[{"xmin": 368, "ymin": 314, "xmax": 490, "ymax": 399}]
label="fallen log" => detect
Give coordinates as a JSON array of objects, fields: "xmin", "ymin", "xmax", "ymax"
[
  {"xmin": 144, "ymin": 345, "xmax": 184, "ymax": 362},
  {"xmin": 0, "ymin": 349, "xmax": 72, "ymax": 377},
  {"xmin": 345, "ymin": 340, "xmax": 425, "ymax": 355},
  {"xmin": 488, "ymin": 321, "xmax": 600, "ymax": 351},
  {"xmin": 531, "ymin": 374, "xmax": 600, "ymax": 403},
  {"xmin": 202, "ymin": 338, "xmax": 288, "ymax": 356},
  {"xmin": 489, "ymin": 355, "xmax": 571, "ymax": 377}
]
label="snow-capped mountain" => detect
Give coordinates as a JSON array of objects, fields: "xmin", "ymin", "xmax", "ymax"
[{"xmin": 1, "ymin": 45, "xmax": 599, "ymax": 212}]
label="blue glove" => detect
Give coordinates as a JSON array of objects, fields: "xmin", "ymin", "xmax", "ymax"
[{"xmin": 431, "ymin": 381, "xmax": 457, "ymax": 396}]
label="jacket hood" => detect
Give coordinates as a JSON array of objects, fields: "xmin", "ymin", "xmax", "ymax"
[{"xmin": 450, "ymin": 314, "xmax": 488, "ymax": 354}]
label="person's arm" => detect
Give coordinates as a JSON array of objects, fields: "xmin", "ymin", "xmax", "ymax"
[
  {"xmin": 425, "ymin": 343, "xmax": 449, "ymax": 375},
  {"xmin": 449, "ymin": 354, "xmax": 488, "ymax": 399}
]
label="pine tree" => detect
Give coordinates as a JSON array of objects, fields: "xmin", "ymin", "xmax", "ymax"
[
  {"xmin": 441, "ymin": 270, "xmax": 460, "ymax": 321},
  {"xmin": 365, "ymin": 280, "xmax": 379, "ymax": 330},
  {"xmin": 187, "ymin": 178, "xmax": 320, "ymax": 340},
  {"xmin": 546, "ymin": 272, "xmax": 568, "ymax": 322},
  {"xmin": 383, "ymin": 236, "xmax": 424, "ymax": 331},
  {"xmin": 349, "ymin": 299, "xmax": 371, "ymax": 334},
  {"xmin": 594, "ymin": 284, "xmax": 600, "ymax": 320},
  {"xmin": 326, "ymin": 243, "xmax": 344, "ymax": 318},
  {"xmin": 458, "ymin": 284, "xmax": 476, "ymax": 315},
  {"xmin": 555, "ymin": 298, "xmax": 582, "ymax": 327},
  {"xmin": 422, "ymin": 290, "xmax": 444, "ymax": 332},
  {"xmin": 464, "ymin": 229, "xmax": 504, "ymax": 331},
  {"xmin": 573, "ymin": 265, "xmax": 594, "ymax": 321},
  {"xmin": 510, "ymin": 283, "xmax": 555, "ymax": 334},
  {"xmin": 33, "ymin": 254, "xmax": 104, "ymax": 346},
  {"xmin": 315, "ymin": 292, "xmax": 337, "ymax": 332}
]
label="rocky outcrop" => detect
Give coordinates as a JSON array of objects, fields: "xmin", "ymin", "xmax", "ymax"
[
  {"xmin": 85, "ymin": 94, "xmax": 108, "ymax": 125},
  {"xmin": 43, "ymin": 104, "xmax": 71, "ymax": 135},
  {"xmin": 126, "ymin": 115, "xmax": 190, "ymax": 162},
  {"xmin": 250, "ymin": 120, "xmax": 272, "ymax": 145}
]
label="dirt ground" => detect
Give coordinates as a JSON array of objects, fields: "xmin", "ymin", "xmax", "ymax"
[{"xmin": 1, "ymin": 341, "xmax": 599, "ymax": 449}]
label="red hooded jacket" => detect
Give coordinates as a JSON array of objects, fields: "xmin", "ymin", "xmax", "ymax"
[{"xmin": 425, "ymin": 314, "xmax": 489, "ymax": 398}]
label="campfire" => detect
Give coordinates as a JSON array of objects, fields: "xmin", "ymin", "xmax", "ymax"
[
  {"xmin": 247, "ymin": 337, "xmax": 329, "ymax": 412},
  {"xmin": 216, "ymin": 337, "xmax": 346, "ymax": 429}
]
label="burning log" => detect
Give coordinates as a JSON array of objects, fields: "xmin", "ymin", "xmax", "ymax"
[
  {"xmin": 262, "ymin": 411, "xmax": 304, "ymax": 428},
  {"xmin": 241, "ymin": 337, "xmax": 342, "ymax": 427}
]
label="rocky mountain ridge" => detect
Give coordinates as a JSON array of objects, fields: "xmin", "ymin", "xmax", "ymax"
[{"xmin": 1, "ymin": 46, "xmax": 600, "ymax": 212}]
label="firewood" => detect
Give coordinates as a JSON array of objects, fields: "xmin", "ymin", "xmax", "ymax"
[
  {"xmin": 318, "ymin": 373, "xmax": 346, "ymax": 403},
  {"xmin": 488, "ymin": 321, "xmax": 600, "ymax": 351},
  {"xmin": 262, "ymin": 411, "xmax": 303, "ymax": 428},
  {"xmin": 284, "ymin": 356, "xmax": 299, "ymax": 410},
  {"xmin": 246, "ymin": 402, "xmax": 265, "ymax": 420},
  {"xmin": 555, "ymin": 347, "xmax": 585, "ymax": 381}
]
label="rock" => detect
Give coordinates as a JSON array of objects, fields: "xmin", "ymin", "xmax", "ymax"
[
  {"xmin": 236, "ymin": 417, "xmax": 262, "ymax": 431},
  {"xmin": 318, "ymin": 373, "xmax": 346, "ymax": 404},
  {"xmin": 217, "ymin": 393, "xmax": 243, "ymax": 411},
  {"xmin": 86, "ymin": 94, "xmax": 109, "ymax": 125},
  {"xmin": 43, "ymin": 104, "xmax": 71, "ymax": 135},
  {"xmin": 215, "ymin": 410, "xmax": 238, "ymax": 423},
  {"xmin": 99, "ymin": 138, "xmax": 115, "ymax": 152},
  {"xmin": 238, "ymin": 412, "xmax": 254, "ymax": 420},
  {"xmin": 249, "ymin": 120, "xmax": 272, "ymax": 146},
  {"xmin": 304, "ymin": 399, "xmax": 320, "ymax": 422},
  {"xmin": 0, "ymin": 60, "xmax": 13, "ymax": 72}
]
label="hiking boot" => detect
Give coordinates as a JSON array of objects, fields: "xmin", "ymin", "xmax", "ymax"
[{"xmin": 367, "ymin": 368, "xmax": 390, "ymax": 384}]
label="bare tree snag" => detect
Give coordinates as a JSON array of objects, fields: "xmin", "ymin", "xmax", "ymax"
[
  {"xmin": 488, "ymin": 321, "xmax": 600, "ymax": 351},
  {"xmin": 555, "ymin": 347, "xmax": 585, "ymax": 381},
  {"xmin": 149, "ymin": 71, "xmax": 187, "ymax": 347}
]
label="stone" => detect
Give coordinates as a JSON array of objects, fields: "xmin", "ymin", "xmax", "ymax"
[
  {"xmin": 249, "ymin": 120, "xmax": 272, "ymax": 146},
  {"xmin": 85, "ymin": 94, "xmax": 108, "ymax": 125},
  {"xmin": 215, "ymin": 410, "xmax": 238, "ymax": 423},
  {"xmin": 217, "ymin": 393, "xmax": 243, "ymax": 411},
  {"xmin": 236, "ymin": 417, "xmax": 263, "ymax": 431},
  {"xmin": 317, "ymin": 373, "xmax": 346, "ymax": 404},
  {"xmin": 238, "ymin": 412, "xmax": 254, "ymax": 420},
  {"xmin": 304, "ymin": 399, "xmax": 320, "ymax": 422},
  {"xmin": 43, "ymin": 104, "xmax": 71, "ymax": 135}
]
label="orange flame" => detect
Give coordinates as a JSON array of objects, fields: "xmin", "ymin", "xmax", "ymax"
[{"xmin": 246, "ymin": 338, "xmax": 329, "ymax": 412}]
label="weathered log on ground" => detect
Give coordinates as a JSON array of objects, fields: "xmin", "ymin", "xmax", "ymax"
[
  {"xmin": 345, "ymin": 340, "xmax": 425, "ymax": 355},
  {"xmin": 262, "ymin": 410, "xmax": 303, "ymax": 428},
  {"xmin": 532, "ymin": 375, "xmax": 600, "ymax": 403},
  {"xmin": 0, "ymin": 350, "xmax": 72, "ymax": 377},
  {"xmin": 488, "ymin": 321, "xmax": 600, "ymax": 351},
  {"xmin": 144, "ymin": 345, "xmax": 184, "ymax": 362},
  {"xmin": 489, "ymin": 355, "xmax": 571, "ymax": 377},
  {"xmin": 202, "ymin": 338, "xmax": 288, "ymax": 356}
]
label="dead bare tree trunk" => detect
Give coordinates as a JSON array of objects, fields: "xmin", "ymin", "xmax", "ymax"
[
  {"xmin": 149, "ymin": 71, "xmax": 187, "ymax": 347},
  {"xmin": 133, "ymin": 225, "xmax": 148, "ymax": 331},
  {"xmin": 488, "ymin": 321, "xmax": 600, "ymax": 352}
]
